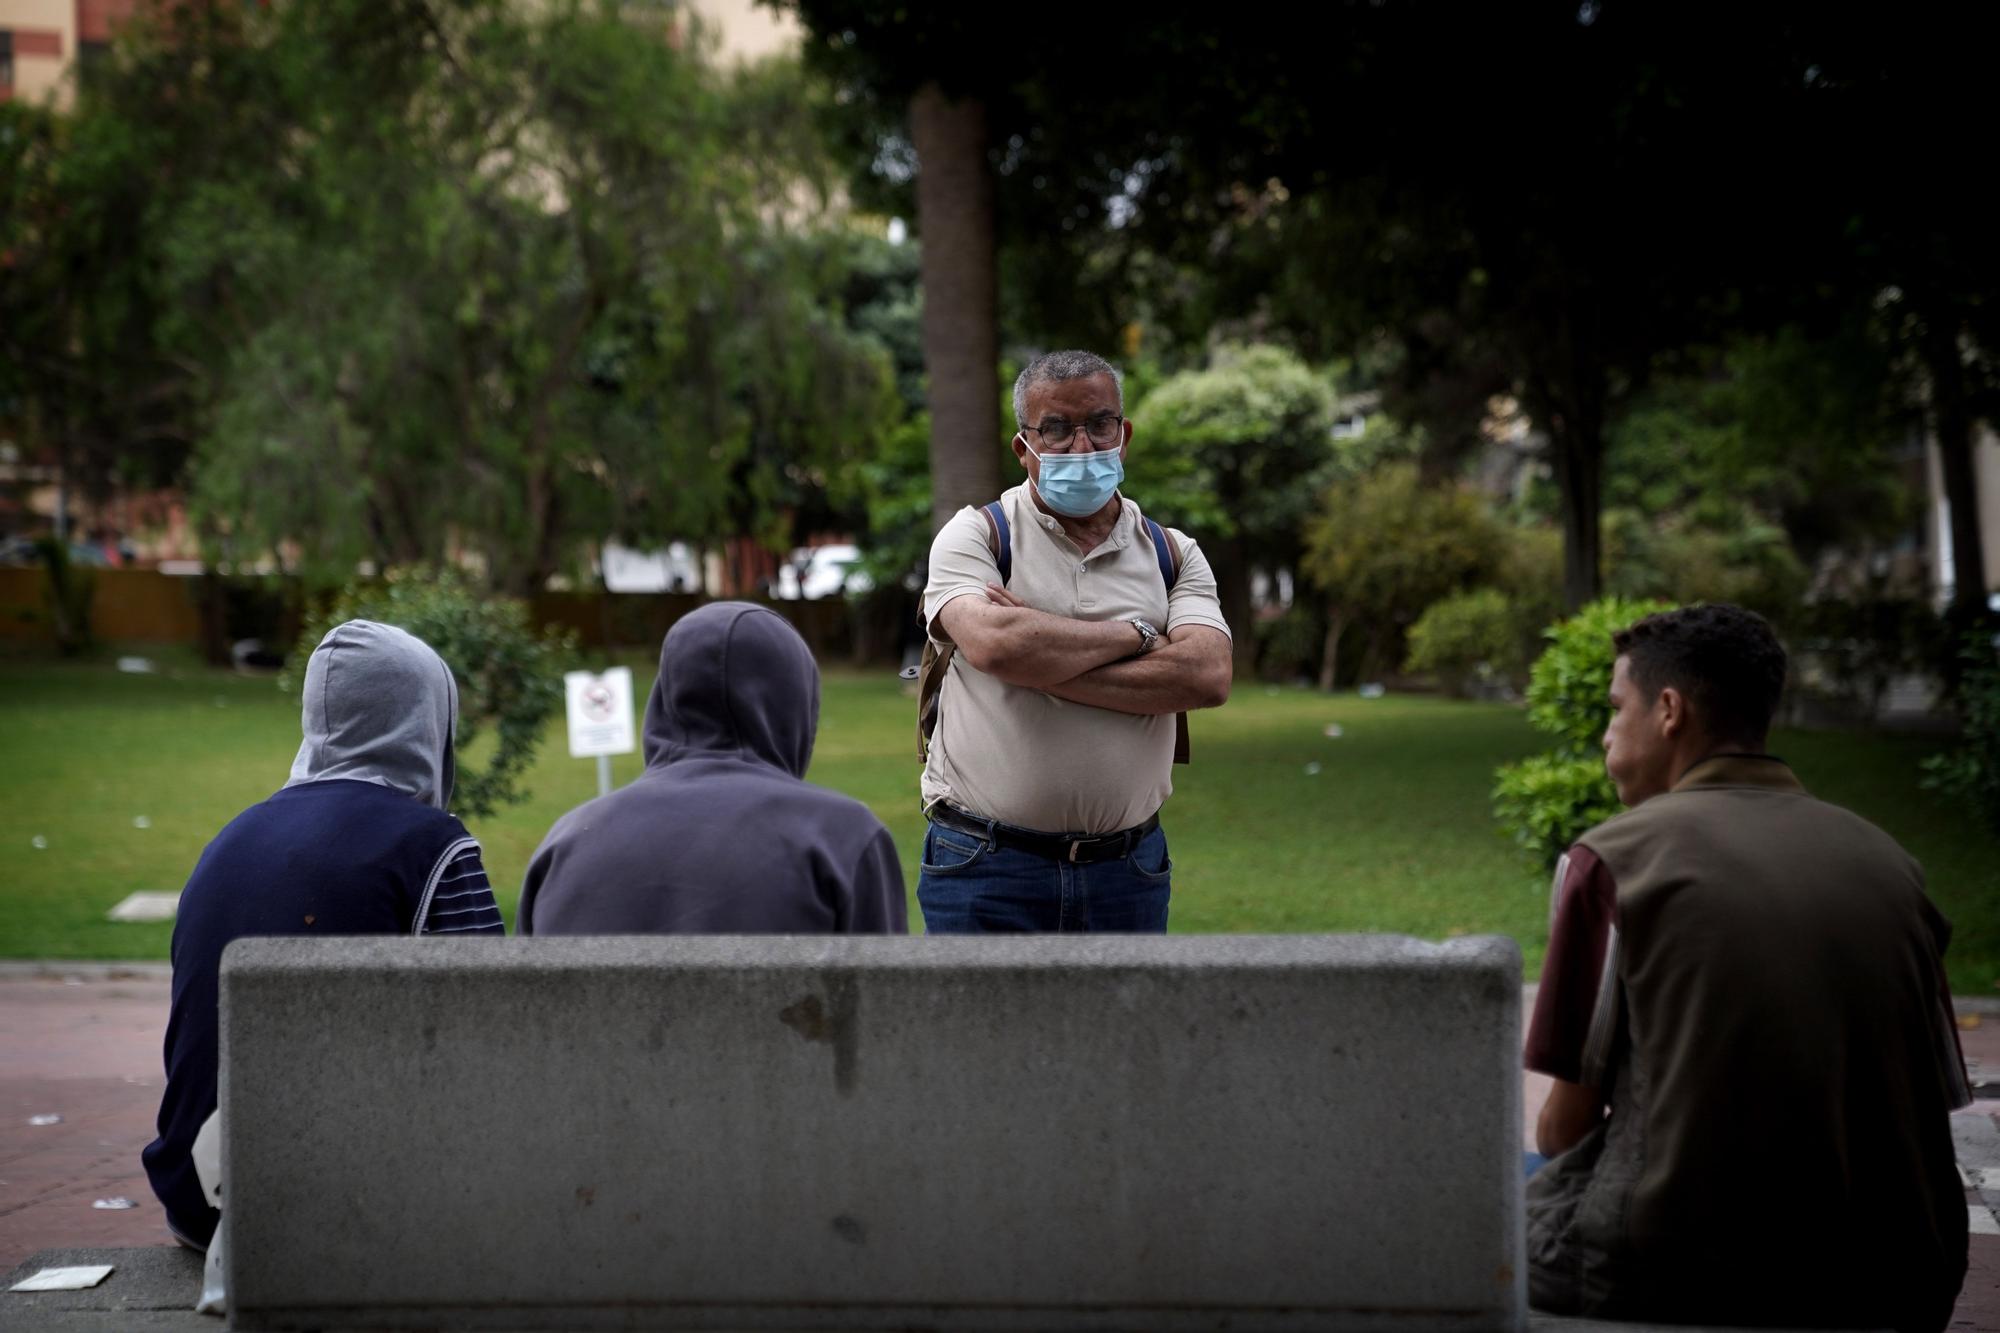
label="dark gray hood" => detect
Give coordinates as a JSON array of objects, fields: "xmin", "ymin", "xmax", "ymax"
[
  {"xmin": 643, "ymin": 602, "xmax": 817, "ymax": 777},
  {"xmin": 286, "ymin": 619, "xmax": 458, "ymax": 811}
]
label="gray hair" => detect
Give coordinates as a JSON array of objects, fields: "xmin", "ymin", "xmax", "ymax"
[{"xmin": 1012, "ymin": 350, "xmax": 1124, "ymax": 431}]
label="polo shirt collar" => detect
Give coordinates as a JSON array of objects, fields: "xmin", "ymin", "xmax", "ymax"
[
  {"xmin": 1015, "ymin": 484, "xmax": 1135, "ymax": 550},
  {"xmin": 1671, "ymin": 753, "xmax": 1803, "ymax": 795}
]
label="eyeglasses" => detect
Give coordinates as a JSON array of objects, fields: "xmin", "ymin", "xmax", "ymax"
[{"xmin": 1023, "ymin": 413, "xmax": 1124, "ymax": 453}]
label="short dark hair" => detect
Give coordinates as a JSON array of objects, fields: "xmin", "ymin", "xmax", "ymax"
[{"xmin": 1612, "ymin": 604, "xmax": 1788, "ymax": 746}]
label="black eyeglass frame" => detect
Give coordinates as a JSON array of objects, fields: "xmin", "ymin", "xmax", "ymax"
[{"xmin": 1022, "ymin": 414, "xmax": 1125, "ymax": 452}]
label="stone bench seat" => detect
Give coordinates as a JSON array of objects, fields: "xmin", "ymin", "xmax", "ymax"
[{"xmin": 218, "ymin": 935, "xmax": 1525, "ymax": 1331}]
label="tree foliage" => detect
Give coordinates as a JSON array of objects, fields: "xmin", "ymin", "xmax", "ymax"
[
  {"xmin": 1300, "ymin": 462, "xmax": 1507, "ymax": 682},
  {"xmin": 1128, "ymin": 344, "xmax": 1337, "ymax": 664},
  {"xmin": 289, "ymin": 569, "xmax": 575, "ymax": 819},
  {"xmin": 9, "ymin": 0, "xmax": 893, "ymax": 592}
]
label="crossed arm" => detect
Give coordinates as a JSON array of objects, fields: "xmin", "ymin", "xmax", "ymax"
[{"xmin": 935, "ymin": 584, "xmax": 1232, "ymax": 716}]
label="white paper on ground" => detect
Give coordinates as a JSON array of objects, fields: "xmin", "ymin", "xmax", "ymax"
[
  {"xmin": 107, "ymin": 892, "xmax": 180, "ymax": 923},
  {"xmin": 10, "ymin": 1265, "xmax": 115, "ymax": 1292}
]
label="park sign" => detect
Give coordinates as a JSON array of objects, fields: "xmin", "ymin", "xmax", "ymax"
[
  {"xmin": 564, "ymin": 668, "xmax": 635, "ymax": 758},
  {"xmin": 564, "ymin": 668, "xmax": 635, "ymax": 797}
]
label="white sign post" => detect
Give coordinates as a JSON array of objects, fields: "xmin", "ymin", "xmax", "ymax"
[{"xmin": 564, "ymin": 667, "xmax": 636, "ymax": 797}]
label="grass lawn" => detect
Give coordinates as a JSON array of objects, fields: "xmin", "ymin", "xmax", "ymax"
[{"xmin": 3, "ymin": 647, "xmax": 1995, "ymax": 995}]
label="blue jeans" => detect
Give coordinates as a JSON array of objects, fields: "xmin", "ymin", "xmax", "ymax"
[{"xmin": 917, "ymin": 819, "xmax": 1172, "ymax": 933}]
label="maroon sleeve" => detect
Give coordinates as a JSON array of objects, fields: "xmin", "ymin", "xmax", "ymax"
[{"xmin": 1524, "ymin": 844, "xmax": 1619, "ymax": 1084}]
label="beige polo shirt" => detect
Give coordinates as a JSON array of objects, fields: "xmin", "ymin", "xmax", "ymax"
[{"xmin": 920, "ymin": 484, "xmax": 1231, "ymax": 835}]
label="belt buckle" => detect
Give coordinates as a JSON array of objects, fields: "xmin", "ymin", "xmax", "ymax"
[{"xmin": 1067, "ymin": 838, "xmax": 1083, "ymax": 864}]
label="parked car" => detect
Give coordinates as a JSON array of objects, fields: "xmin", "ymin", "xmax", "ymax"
[{"xmin": 772, "ymin": 544, "xmax": 873, "ymax": 601}]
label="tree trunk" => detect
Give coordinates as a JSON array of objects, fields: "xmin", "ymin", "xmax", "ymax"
[
  {"xmin": 1925, "ymin": 314, "xmax": 1990, "ymax": 613},
  {"xmin": 910, "ymin": 82, "xmax": 1002, "ymax": 530},
  {"xmin": 1208, "ymin": 532, "xmax": 1256, "ymax": 677},
  {"xmin": 1543, "ymin": 394, "xmax": 1605, "ymax": 613},
  {"xmin": 1318, "ymin": 607, "xmax": 1345, "ymax": 692}
]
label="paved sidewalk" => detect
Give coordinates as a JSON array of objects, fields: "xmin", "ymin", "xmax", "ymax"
[{"xmin": 2, "ymin": 967, "xmax": 1997, "ymax": 1328}]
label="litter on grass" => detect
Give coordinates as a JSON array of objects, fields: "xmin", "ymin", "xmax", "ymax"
[{"xmin": 107, "ymin": 892, "xmax": 180, "ymax": 923}]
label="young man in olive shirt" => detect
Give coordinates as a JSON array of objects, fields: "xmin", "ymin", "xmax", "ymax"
[{"xmin": 1525, "ymin": 604, "xmax": 1969, "ymax": 1329}]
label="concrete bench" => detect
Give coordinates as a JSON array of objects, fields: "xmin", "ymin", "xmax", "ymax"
[{"xmin": 218, "ymin": 934, "xmax": 1524, "ymax": 1331}]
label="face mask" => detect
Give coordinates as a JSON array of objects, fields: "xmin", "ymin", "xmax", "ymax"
[{"xmin": 1022, "ymin": 437, "xmax": 1124, "ymax": 518}]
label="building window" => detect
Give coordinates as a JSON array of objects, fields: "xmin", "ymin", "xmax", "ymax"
[{"xmin": 0, "ymin": 32, "xmax": 15, "ymax": 93}]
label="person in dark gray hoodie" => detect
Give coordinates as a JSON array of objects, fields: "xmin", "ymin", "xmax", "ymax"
[{"xmin": 520, "ymin": 601, "xmax": 907, "ymax": 934}]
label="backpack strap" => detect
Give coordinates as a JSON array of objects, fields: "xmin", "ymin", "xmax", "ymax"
[
  {"xmin": 982, "ymin": 500, "xmax": 1012, "ymax": 585},
  {"xmin": 1142, "ymin": 516, "xmax": 1180, "ymax": 590},
  {"xmin": 1141, "ymin": 518, "xmax": 1191, "ymax": 766}
]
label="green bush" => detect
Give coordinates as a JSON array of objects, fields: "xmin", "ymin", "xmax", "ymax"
[
  {"xmin": 1492, "ymin": 596, "xmax": 1675, "ymax": 867},
  {"xmin": 1404, "ymin": 588, "xmax": 1523, "ymax": 696},
  {"xmin": 1491, "ymin": 753, "xmax": 1625, "ymax": 869},
  {"xmin": 288, "ymin": 569, "xmax": 577, "ymax": 819},
  {"xmin": 1922, "ymin": 630, "xmax": 2000, "ymax": 838}
]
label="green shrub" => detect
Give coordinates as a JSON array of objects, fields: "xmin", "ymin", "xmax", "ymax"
[
  {"xmin": 288, "ymin": 568, "xmax": 577, "ymax": 819},
  {"xmin": 1404, "ymin": 588, "xmax": 1523, "ymax": 696},
  {"xmin": 1492, "ymin": 596, "xmax": 1675, "ymax": 867},
  {"xmin": 1492, "ymin": 753, "xmax": 1625, "ymax": 869},
  {"xmin": 1922, "ymin": 630, "xmax": 2000, "ymax": 838}
]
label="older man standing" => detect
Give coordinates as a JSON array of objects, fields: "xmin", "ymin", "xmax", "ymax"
[{"xmin": 917, "ymin": 349, "xmax": 1232, "ymax": 933}]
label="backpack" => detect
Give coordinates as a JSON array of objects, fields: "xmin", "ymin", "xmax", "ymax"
[{"xmin": 910, "ymin": 499, "xmax": 1190, "ymax": 765}]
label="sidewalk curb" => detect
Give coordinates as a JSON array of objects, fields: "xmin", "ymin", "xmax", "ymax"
[
  {"xmin": 0, "ymin": 961, "xmax": 172, "ymax": 981},
  {"xmin": 2, "ymin": 962, "xmax": 1998, "ymax": 1015}
]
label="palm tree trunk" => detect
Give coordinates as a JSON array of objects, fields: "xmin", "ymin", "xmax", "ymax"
[{"xmin": 910, "ymin": 81, "xmax": 1002, "ymax": 530}]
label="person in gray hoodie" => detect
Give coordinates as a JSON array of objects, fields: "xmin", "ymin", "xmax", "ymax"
[
  {"xmin": 520, "ymin": 601, "xmax": 906, "ymax": 934},
  {"xmin": 144, "ymin": 619, "xmax": 504, "ymax": 1250}
]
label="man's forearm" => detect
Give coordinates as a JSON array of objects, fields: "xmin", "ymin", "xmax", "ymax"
[
  {"xmin": 957, "ymin": 601, "xmax": 1140, "ymax": 688},
  {"xmin": 1535, "ymin": 1078, "xmax": 1606, "ymax": 1157},
  {"xmin": 1040, "ymin": 636, "xmax": 1231, "ymax": 715}
]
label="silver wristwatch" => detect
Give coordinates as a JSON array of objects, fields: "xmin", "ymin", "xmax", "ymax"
[{"xmin": 1127, "ymin": 618, "xmax": 1161, "ymax": 655}]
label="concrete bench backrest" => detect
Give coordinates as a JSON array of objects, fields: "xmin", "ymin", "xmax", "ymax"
[{"xmin": 220, "ymin": 935, "xmax": 1524, "ymax": 1332}]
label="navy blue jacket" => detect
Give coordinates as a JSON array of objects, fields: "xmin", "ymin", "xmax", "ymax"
[{"xmin": 142, "ymin": 780, "xmax": 500, "ymax": 1246}]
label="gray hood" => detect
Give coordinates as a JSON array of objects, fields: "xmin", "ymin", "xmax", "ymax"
[
  {"xmin": 286, "ymin": 619, "xmax": 459, "ymax": 810},
  {"xmin": 643, "ymin": 602, "xmax": 817, "ymax": 777}
]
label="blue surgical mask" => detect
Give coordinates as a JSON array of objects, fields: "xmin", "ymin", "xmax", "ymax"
[{"xmin": 1022, "ymin": 437, "xmax": 1124, "ymax": 518}]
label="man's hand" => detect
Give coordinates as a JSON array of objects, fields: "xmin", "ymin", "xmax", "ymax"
[
  {"xmin": 1536, "ymin": 1078, "xmax": 1606, "ymax": 1158},
  {"xmin": 934, "ymin": 587, "xmax": 1138, "ymax": 689}
]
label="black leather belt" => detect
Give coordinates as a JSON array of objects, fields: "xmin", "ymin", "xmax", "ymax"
[{"xmin": 928, "ymin": 803, "xmax": 1160, "ymax": 865}]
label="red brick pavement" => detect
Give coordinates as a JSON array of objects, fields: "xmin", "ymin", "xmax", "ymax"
[
  {"xmin": 0, "ymin": 971, "xmax": 175, "ymax": 1263},
  {"xmin": 1, "ymin": 969, "xmax": 1996, "ymax": 1327}
]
